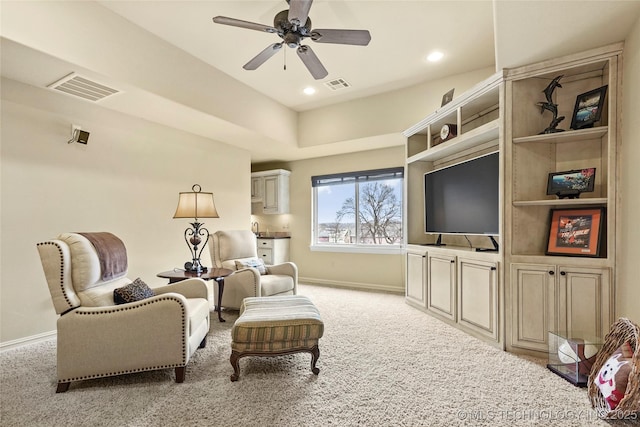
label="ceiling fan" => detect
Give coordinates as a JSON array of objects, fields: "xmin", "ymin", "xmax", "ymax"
[{"xmin": 212, "ymin": 0, "xmax": 371, "ymax": 80}]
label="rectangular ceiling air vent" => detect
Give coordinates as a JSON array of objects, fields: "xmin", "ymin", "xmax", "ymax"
[
  {"xmin": 324, "ymin": 78, "xmax": 351, "ymax": 91},
  {"xmin": 47, "ymin": 73, "xmax": 119, "ymax": 102}
]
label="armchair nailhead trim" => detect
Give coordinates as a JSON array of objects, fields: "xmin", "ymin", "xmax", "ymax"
[
  {"xmin": 59, "ymin": 363, "xmax": 186, "ymax": 383},
  {"xmin": 37, "ymin": 241, "xmax": 74, "ymax": 311},
  {"xmin": 253, "ymin": 274, "xmax": 258, "ymax": 296}
]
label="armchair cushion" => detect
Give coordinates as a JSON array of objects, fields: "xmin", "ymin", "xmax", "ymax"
[
  {"xmin": 260, "ymin": 275, "xmax": 295, "ymax": 296},
  {"xmin": 235, "ymin": 257, "xmax": 267, "ymax": 274},
  {"xmin": 114, "ymin": 278, "xmax": 155, "ymax": 304}
]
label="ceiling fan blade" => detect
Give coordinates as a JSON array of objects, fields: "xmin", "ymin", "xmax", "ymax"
[
  {"xmin": 288, "ymin": 0, "xmax": 313, "ymax": 26},
  {"xmin": 311, "ymin": 29, "xmax": 371, "ymax": 46},
  {"xmin": 297, "ymin": 45, "xmax": 328, "ymax": 80},
  {"xmin": 212, "ymin": 16, "xmax": 277, "ymax": 33},
  {"xmin": 243, "ymin": 43, "xmax": 283, "ymax": 70}
]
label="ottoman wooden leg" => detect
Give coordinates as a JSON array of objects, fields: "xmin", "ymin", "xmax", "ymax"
[
  {"xmin": 310, "ymin": 345, "xmax": 320, "ymax": 375},
  {"xmin": 230, "ymin": 350, "xmax": 241, "ymax": 382}
]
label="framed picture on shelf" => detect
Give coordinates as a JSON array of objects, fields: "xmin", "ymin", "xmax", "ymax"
[
  {"xmin": 546, "ymin": 207, "xmax": 605, "ymax": 257},
  {"xmin": 546, "ymin": 168, "xmax": 596, "ymax": 198},
  {"xmin": 570, "ymin": 85, "xmax": 607, "ymax": 130}
]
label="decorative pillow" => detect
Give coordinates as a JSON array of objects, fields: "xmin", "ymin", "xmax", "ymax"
[
  {"xmin": 235, "ymin": 258, "xmax": 267, "ymax": 275},
  {"xmin": 595, "ymin": 344, "xmax": 632, "ymax": 410},
  {"xmin": 113, "ymin": 278, "xmax": 155, "ymax": 304}
]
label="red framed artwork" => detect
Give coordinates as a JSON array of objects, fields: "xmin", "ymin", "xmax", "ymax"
[{"xmin": 546, "ymin": 207, "xmax": 605, "ymax": 257}]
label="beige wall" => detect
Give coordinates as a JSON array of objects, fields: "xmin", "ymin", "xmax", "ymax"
[
  {"xmin": 0, "ymin": 78, "xmax": 252, "ymax": 344},
  {"xmin": 619, "ymin": 16, "xmax": 640, "ymax": 322},
  {"xmin": 252, "ymin": 146, "xmax": 405, "ymax": 293}
]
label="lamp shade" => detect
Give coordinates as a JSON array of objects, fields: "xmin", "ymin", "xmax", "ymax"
[{"xmin": 173, "ymin": 185, "xmax": 219, "ymax": 220}]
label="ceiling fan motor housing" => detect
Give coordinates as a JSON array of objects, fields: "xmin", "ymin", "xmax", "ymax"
[{"xmin": 274, "ymin": 9, "xmax": 312, "ymax": 48}]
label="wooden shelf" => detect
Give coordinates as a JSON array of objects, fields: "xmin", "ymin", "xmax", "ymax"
[
  {"xmin": 407, "ymin": 119, "xmax": 499, "ymax": 163},
  {"xmin": 509, "ymin": 254, "xmax": 610, "ymax": 266},
  {"xmin": 513, "ymin": 126, "xmax": 608, "ymax": 144},
  {"xmin": 513, "ymin": 197, "xmax": 607, "ymax": 207}
]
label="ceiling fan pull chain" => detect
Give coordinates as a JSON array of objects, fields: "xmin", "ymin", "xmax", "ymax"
[{"xmin": 284, "ymin": 47, "xmax": 287, "ymax": 71}]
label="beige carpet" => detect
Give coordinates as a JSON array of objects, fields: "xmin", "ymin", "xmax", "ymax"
[{"xmin": 0, "ymin": 284, "xmax": 631, "ymax": 426}]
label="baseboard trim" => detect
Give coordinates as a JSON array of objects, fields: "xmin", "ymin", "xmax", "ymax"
[
  {"xmin": 0, "ymin": 330, "xmax": 56, "ymax": 352},
  {"xmin": 299, "ymin": 277, "xmax": 403, "ymax": 294}
]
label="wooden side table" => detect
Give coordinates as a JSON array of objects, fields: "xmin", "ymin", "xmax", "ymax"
[{"xmin": 157, "ymin": 268, "xmax": 233, "ymax": 322}]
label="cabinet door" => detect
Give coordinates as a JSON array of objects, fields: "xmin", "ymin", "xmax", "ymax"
[
  {"xmin": 510, "ymin": 263, "xmax": 556, "ymax": 352},
  {"xmin": 427, "ymin": 254, "xmax": 456, "ymax": 320},
  {"xmin": 251, "ymin": 177, "xmax": 263, "ymax": 200},
  {"xmin": 558, "ymin": 266, "xmax": 611, "ymax": 339},
  {"xmin": 263, "ymin": 175, "xmax": 279, "ymax": 213},
  {"xmin": 458, "ymin": 258, "xmax": 499, "ymax": 341},
  {"xmin": 272, "ymin": 239, "xmax": 290, "ymax": 264},
  {"xmin": 406, "ymin": 251, "xmax": 426, "ymax": 306}
]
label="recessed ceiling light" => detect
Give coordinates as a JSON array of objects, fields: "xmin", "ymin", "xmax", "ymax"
[
  {"xmin": 303, "ymin": 87, "xmax": 316, "ymax": 95},
  {"xmin": 427, "ymin": 51, "xmax": 444, "ymax": 62}
]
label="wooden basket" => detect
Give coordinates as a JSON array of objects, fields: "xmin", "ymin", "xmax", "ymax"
[{"xmin": 588, "ymin": 317, "xmax": 640, "ymax": 419}]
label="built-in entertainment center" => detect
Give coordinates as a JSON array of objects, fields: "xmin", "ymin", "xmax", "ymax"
[{"xmin": 404, "ymin": 44, "xmax": 622, "ymax": 355}]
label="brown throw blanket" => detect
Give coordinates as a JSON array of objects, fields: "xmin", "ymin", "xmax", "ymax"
[{"xmin": 78, "ymin": 232, "xmax": 128, "ymax": 281}]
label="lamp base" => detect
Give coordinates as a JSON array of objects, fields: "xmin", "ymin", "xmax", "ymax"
[{"xmin": 184, "ymin": 261, "xmax": 208, "ymax": 273}]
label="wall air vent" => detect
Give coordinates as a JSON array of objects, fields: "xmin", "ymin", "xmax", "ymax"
[
  {"xmin": 324, "ymin": 78, "xmax": 351, "ymax": 91},
  {"xmin": 47, "ymin": 73, "xmax": 119, "ymax": 102}
]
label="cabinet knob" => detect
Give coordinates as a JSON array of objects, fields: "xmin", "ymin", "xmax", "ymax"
[
  {"xmin": 450, "ymin": 260, "xmax": 455, "ymax": 263},
  {"xmin": 548, "ymin": 270, "xmax": 555, "ymax": 275},
  {"xmin": 490, "ymin": 266, "xmax": 497, "ymax": 271},
  {"xmin": 560, "ymin": 271, "xmax": 566, "ymax": 276}
]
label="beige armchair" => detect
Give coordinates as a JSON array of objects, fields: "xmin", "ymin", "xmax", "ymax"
[
  {"xmin": 209, "ymin": 230, "xmax": 297, "ymax": 309},
  {"xmin": 36, "ymin": 232, "xmax": 210, "ymax": 392}
]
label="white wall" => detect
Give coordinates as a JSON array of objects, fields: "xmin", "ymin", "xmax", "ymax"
[
  {"xmin": 0, "ymin": 78, "xmax": 252, "ymax": 344},
  {"xmin": 619, "ymin": 15, "xmax": 640, "ymax": 321}
]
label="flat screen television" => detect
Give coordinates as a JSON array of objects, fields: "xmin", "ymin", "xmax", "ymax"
[{"xmin": 424, "ymin": 151, "xmax": 499, "ymax": 236}]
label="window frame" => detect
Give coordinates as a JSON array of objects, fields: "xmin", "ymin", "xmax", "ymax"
[{"xmin": 311, "ymin": 167, "xmax": 404, "ymax": 255}]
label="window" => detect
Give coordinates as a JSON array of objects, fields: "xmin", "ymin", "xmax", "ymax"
[{"xmin": 312, "ymin": 167, "xmax": 404, "ymax": 254}]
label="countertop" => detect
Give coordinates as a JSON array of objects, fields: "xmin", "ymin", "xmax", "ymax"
[{"xmin": 255, "ymin": 233, "xmax": 290, "ymax": 239}]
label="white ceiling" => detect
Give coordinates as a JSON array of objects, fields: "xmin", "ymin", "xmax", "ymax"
[
  {"xmin": 99, "ymin": 0, "xmax": 497, "ymax": 112},
  {"xmin": 2, "ymin": 1, "xmax": 640, "ymax": 162}
]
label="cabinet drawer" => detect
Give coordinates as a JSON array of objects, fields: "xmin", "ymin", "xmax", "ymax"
[
  {"xmin": 257, "ymin": 239, "xmax": 274, "ymax": 249},
  {"xmin": 258, "ymin": 248, "xmax": 273, "ymax": 264}
]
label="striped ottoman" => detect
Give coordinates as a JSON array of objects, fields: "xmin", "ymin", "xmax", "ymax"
[{"xmin": 230, "ymin": 295, "xmax": 324, "ymax": 381}]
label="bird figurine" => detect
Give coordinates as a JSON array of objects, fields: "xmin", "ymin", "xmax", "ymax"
[{"xmin": 537, "ymin": 75, "xmax": 565, "ymax": 134}]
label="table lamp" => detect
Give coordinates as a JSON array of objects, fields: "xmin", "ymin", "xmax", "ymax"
[{"xmin": 173, "ymin": 184, "xmax": 219, "ymax": 273}]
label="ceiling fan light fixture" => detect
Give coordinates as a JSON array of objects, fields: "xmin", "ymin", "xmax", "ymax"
[{"xmin": 427, "ymin": 51, "xmax": 445, "ymax": 62}]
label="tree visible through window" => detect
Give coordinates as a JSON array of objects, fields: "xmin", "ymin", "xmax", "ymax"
[{"xmin": 312, "ymin": 168, "xmax": 403, "ymax": 248}]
